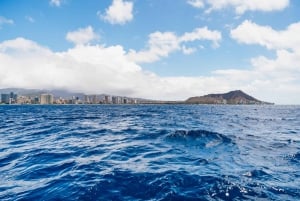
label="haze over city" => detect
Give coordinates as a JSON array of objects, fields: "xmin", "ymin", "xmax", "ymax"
[{"xmin": 0, "ymin": 0, "xmax": 299, "ymax": 104}]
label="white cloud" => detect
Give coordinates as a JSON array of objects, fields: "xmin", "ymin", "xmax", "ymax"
[
  {"xmin": 0, "ymin": 16, "xmax": 14, "ymax": 28},
  {"xmin": 50, "ymin": 0, "xmax": 61, "ymax": 7},
  {"xmin": 0, "ymin": 37, "xmax": 50, "ymax": 54},
  {"xmin": 127, "ymin": 31, "xmax": 180, "ymax": 63},
  {"xmin": 251, "ymin": 50, "xmax": 300, "ymax": 76},
  {"xmin": 180, "ymin": 27, "xmax": 222, "ymax": 48},
  {"xmin": 0, "ymin": 37, "xmax": 211, "ymax": 100},
  {"xmin": 187, "ymin": 0, "xmax": 289, "ymax": 14},
  {"xmin": 187, "ymin": 0, "xmax": 205, "ymax": 8},
  {"xmin": 66, "ymin": 26, "xmax": 99, "ymax": 45},
  {"xmin": 100, "ymin": 0, "xmax": 133, "ymax": 25},
  {"xmin": 127, "ymin": 27, "xmax": 221, "ymax": 63},
  {"xmin": 0, "ymin": 38, "xmax": 139, "ymax": 95},
  {"xmin": 230, "ymin": 20, "xmax": 300, "ymax": 87},
  {"xmin": 0, "ymin": 37, "xmax": 227, "ymax": 101},
  {"xmin": 231, "ymin": 20, "xmax": 300, "ymax": 51}
]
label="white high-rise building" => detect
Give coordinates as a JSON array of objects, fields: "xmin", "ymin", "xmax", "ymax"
[{"xmin": 40, "ymin": 94, "xmax": 54, "ymax": 104}]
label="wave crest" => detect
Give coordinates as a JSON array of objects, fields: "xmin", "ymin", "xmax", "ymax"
[{"xmin": 166, "ymin": 129, "xmax": 232, "ymax": 148}]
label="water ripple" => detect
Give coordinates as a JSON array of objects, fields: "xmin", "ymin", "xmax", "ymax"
[{"xmin": 0, "ymin": 105, "xmax": 299, "ymax": 200}]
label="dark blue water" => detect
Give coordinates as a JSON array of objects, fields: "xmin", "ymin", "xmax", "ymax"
[{"xmin": 0, "ymin": 105, "xmax": 299, "ymax": 200}]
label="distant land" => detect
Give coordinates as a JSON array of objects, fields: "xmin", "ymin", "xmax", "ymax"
[
  {"xmin": 0, "ymin": 88, "xmax": 273, "ymax": 105},
  {"xmin": 185, "ymin": 90, "xmax": 273, "ymax": 105}
]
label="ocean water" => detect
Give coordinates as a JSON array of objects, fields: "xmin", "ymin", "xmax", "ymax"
[{"xmin": 0, "ymin": 105, "xmax": 299, "ymax": 201}]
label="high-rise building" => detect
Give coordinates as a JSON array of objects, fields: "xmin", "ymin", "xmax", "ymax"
[
  {"xmin": 1, "ymin": 94, "xmax": 10, "ymax": 104},
  {"xmin": 84, "ymin": 95, "xmax": 90, "ymax": 104},
  {"xmin": 40, "ymin": 94, "xmax": 54, "ymax": 104},
  {"xmin": 112, "ymin": 96, "xmax": 117, "ymax": 104},
  {"xmin": 90, "ymin": 95, "xmax": 99, "ymax": 104},
  {"xmin": 33, "ymin": 96, "xmax": 40, "ymax": 104},
  {"xmin": 1, "ymin": 92, "xmax": 17, "ymax": 104},
  {"xmin": 104, "ymin": 95, "xmax": 112, "ymax": 104},
  {"xmin": 112, "ymin": 96, "xmax": 122, "ymax": 104}
]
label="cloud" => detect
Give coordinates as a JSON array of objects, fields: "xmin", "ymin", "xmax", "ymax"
[
  {"xmin": 0, "ymin": 37, "xmax": 209, "ymax": 100},
  {"xmin": 127, "ymin": 32, "xmax": 180, "ymax": 63},
  {"xmin": 66, "ymin": 26, "xmax": 99, "ymax": 45},
  {"xmin": 0, "ymin": 36, "xmax": 300, "ymax": 104},
  {"xmin": 25, "ymin": 16, "xmax": 35, "ymax": 23},
  {"xmin": 182, "ymin": 46, "xmax": 197, "ymax": 55},
  {"xmin": 187, "ymin": 0, "xmax": 205, "ymax": 8},
  {"xmin": 0, "ymin": 37, "xmax": 50, "ymax": 54},
  {"xmin": 0, "ymin": 16, "xmax": 14, "ymax": 28},
  {"xmin": 0, "ymin": 37, "xmax": 227, "ymax": 101},
  {"xmin": 127, "ymin": 27, "xmax": 221, "ymax": 63},
  {"xmin": 180, "ymin": 27, "xmax": 222, "ymax": 48},
  {"xmin": 50, "ymin": 0, "xmax": 62, "ymax": 7},
  {"xmin": 187, "ymin": 0, "xmax": 289, "ymax": 14},
  {"xmin": 1, "ymin": 20, "xmax": 300, "ymax": 104},
  {"xmin": 100, "ymin": 0, "xmax": 133, "ymax": 25},
  {"xmin": 230, "ymin": 20, "xmax": 300, "ymax": 86},
  {"xmin": 231, "ymin": 20, "xmax": 300, "ymax": 51}
]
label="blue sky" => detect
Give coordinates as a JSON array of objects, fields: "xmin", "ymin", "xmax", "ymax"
[{"xmin": 0, "ymin": 0, "xmax": 300, "ymax": 104}]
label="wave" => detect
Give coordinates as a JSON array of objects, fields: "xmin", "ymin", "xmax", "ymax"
[
  {"xmin": 243, "ymin": 169, "xmax": 271, "ymax": 180},
  {"xmin": 1, "ymin": 105, "xmax": 299, "ymax": 201},
  {"xmin": 166, "ymin": 129, "xmax": 233, "ymax": 148}
]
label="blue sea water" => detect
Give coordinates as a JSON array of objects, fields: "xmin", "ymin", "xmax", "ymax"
[{"xmin": 0, "ymin": 105, "xmax": 299, "ymax": 201}]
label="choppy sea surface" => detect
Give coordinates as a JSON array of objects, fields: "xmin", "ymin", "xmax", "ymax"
[{"xmin": 0, "ymin": 105, "xmax": 299, "ymax": 201}]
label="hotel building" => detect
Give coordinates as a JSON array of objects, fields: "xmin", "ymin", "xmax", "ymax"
[{"xmin": 40, "ymin": 94, "xmax": 54, "ymax": 104}]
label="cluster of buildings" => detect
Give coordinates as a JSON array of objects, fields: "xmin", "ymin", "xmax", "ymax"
[
  {"xmin": 1, "ymin": 92, "xmax": 19, "ymax": 104},
  {"xmin": 83, "ymin": 95, "xmax": 138, "ymax": 104},
  {"xmin": 0, "ymin": 92, "xmax": 53, "ymax": 104},
  {"xmin": 0, "ymin": 92, "xmax": 140, "ymax": 105}
]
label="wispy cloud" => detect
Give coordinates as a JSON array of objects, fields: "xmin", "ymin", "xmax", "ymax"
[
  {"xmin": 182, "ymin": 46, "xmax": 197, "ymax": 55},
  {"xmin": 25, "ymin": 16, "xmax": 35, "ymax": 23},
  {"xmin": 99, "ymin": 0, "xmax": 133, "ymax": 25},
  {"xmin": 0, "ymin": 16, "xmax": 14, "ymax": 29},
  {"xmin": 50, "ymin": 0, "xmax": 62, "ymax": 7}
]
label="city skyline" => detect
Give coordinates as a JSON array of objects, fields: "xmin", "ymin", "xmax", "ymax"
[
  {"xmin": 0, "ymin": 0, "xmax": 300, "ymax": 104},
  {"xmin": 0, "ymin": 88, "xmax": 273, "ymax": 105},
  {"xmin": 0, "ymin": 89, "xmax": 143, "ymax": 105}
]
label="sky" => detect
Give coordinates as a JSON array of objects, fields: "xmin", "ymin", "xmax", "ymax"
[{"xmin": 0, "ymin": 0, "xmax": 299, "ymax": 104}]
